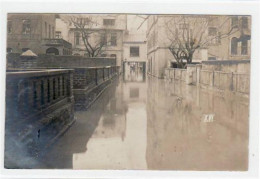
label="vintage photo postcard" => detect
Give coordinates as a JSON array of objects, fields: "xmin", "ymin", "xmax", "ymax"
[{"xmin": 1, "ymin": 1, "xmax": 259, "ymax": 179}]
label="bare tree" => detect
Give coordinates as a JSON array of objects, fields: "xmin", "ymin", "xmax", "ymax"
[
  {"xmin": 165, "ymin": 15, "xmax": 239, "ymax": 68},
  {"xmin": 64, "ymin": 15, "xmax": 113, "ymax": 57}
]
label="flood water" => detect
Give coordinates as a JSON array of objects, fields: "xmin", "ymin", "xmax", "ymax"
[{"xmin": 39, "ymin": 72, "xmax": 249, "ymax": 171}]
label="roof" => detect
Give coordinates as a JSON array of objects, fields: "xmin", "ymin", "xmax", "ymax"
[{"xmin": 20, "ymin": 50, "xmax": 38, "ymax": 57}]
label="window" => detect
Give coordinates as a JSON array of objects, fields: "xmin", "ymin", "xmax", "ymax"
[
  {"xmin": 22, "ymin": 20, "xmax": 31, "ymax": 34},
  {"xmin": 7, "ymin": 20, "xmax": 12, "ymax": 34},
  {"xmin": 56, "ymin": 31, "xmax": 62, "ymax": 38},
  {"xmin": 7, "ymin": 48, "xmax": 12, "ymax": 53},
  {"xmin": 52, "ymin": 27, "xmax": 55, "ymax": 38},
  {"xmin": 231, "ymin": 37, "xmax": 238, "ymax": 55},
  {"xmin": 103, "ymin": 19, "xmax": 115, "ymax": 26},
  {"xmin": 75, "ymin": 32, "xmax": 80, "ymax": 45},
  {"xmin": 130, "ymin": 88, "xmax": 139, "ymax": 98},
  {"xmin": 130, "ymin": 46, "xmax": 139, "ymax": 57},
  {"xmin": 208, "ymin": 27, "xmax": 217, "ymax": 36},
  {"xmin": 208, "ymin": 57, "xmax": 217, "ymax": 60},
  {"xmin": 45, "ymin": 22, "xmax": 47, "ymax": 38},
  {"xmin": 241, "ymin": 17, "xmax": 248, "ymax": 29},
  {"xmin": 101, "ymin": 33, "xmax": 107, "ymax": 46},
  {"xmin": 111, "ymin": 33, "xmax": 117, "ymax": 46},
  {"xmin": 49, "ymin": 25, "xmax": 51, "ymax": 38},
  {"xmin": 231, "ymin": 16, "xmax": 238, "ymax": 27},
  {"xmin": 241, "ymin": 39, "xmax": 248, "ymax": 55},
  {"xmin": 110, "ymin": 54, "xmax": 117, "ymax": 59},
  {"xmin": 101, "ymin": 54, "xmax": 107, "ymax": 57}
]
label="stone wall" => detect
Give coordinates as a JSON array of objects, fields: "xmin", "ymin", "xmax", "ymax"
[
  {"xmin": 165, "ymin": 62, "xmax": 250, "ymax": 95},
  {"xmin": 73, "ymin": 66, "xmax": 120, "ymax": 110},
  {"xmin": 5, "ymin": 69, "xmax": 75, "ymax": 168},
  {"xmin": 7, "ymin": 53, "xmax": 116, "ymax": 69},
  {"xmin": 201, "ymin": 60, "xmax": 250, "ymax": 73}
]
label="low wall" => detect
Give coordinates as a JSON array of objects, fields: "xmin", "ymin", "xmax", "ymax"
[
  {"xmin": 165, "ymin": 64, "xmax": 250, "ymax": 95},
  {"xmin": 5, "ymin": 69, "xmax": 74, "ymax": 168},
  {"xmin": 73, "ymin": 66, "xmax": 120, "ymax": 110},
  {"xmin": 201, "ymin": 60, "xmax": 250, "ymax": 73},
  {"xmin": 7, "ymin": 53, "xmax": 116, "ymax": 69}
]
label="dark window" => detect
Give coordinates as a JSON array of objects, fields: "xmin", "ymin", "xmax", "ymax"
[
  {"xmin": 52, "ymin": 27, "xmax": 54, "ymax": 38},
  {"xmin": 111, "ymin": 33, "xmax": 117, "ymax": 46},
  {"xmin": 7, "ymin": 48, "xmax": 12, "ymax": 53},
  {"xmin": 241, "ymin": 17, "xmax": 248, "ymax": 29},
  {"xmin": 101, "ymin": 33, "xmax": 107, "ymax": 46},
  {"xmin": 75, "ymin": 32, "xmax": 80, "ymax": 45},
  {"xmin": 56, "ymin": 31, "xmax": 62, "ymax": 38},
  {"xmin": 22, "ymin": 48, "xmax": 29, "ymax": 52},
  {"xmin": 241, "ymin": 39, "xmax": 248, "ymax": 55},
  {"xmin": 208, "ymin": 27, "xmax": 217, "ymax": 36},
  {"xmin": 45, "ymin": 22, "xmax": 47, "ymax": 38},
  {"xmin": 7, "ymin": 20, "xmax": 12, "ymax": 34},
  {"xmin": 22, "ymin": 20, "xmax": 31, "ymax": 34},
  {"xmin": 231, "ymin": 16, "xmax": 238, "ymax": 27},
  {"xmin": 49, "ymin": 25, "xmax": 51, "ymax": 38},
  {"xmin": 208, "ymin": 57, "xmax": 217, "ymax": 60},
  {"xmin": 130, "ymin": 46, "xmax": 139, "ymax": 57},
  {"xmin": 231, "ymin": 37, "xmax": 238, "ymax": 55},
  {"xmin": 101, "ymin": 54, "xmax": 107, "ymax": 57},
  {"xmin": 103, "ymin": 19, "xmax": 115, "ymax": 26}
]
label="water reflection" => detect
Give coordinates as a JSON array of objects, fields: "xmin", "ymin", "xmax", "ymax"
[
  {"xmin": 38, "ymin": 74, "xmax": 248, "ymax": 171},
  {"xmin": 146, "ymin": 78, "xmax": 249, "ymax": 170}
]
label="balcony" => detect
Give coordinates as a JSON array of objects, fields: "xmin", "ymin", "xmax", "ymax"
[
  {"xmin": 42, "ymin": 38, "xmax": 72, "ymax": 49},
  {"xmin": 7, "ymin": 33, "xmax": 41, "ymax": 41}
]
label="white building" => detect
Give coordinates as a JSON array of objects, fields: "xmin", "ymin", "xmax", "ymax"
[{"xmin": 123, "ymin": 15, "xmax": 147, "ymax": 81}]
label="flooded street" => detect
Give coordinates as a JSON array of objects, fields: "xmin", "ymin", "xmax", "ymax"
[{"xmin": 40, "ymin": 72, "xmax": 249, "ymax": 170}]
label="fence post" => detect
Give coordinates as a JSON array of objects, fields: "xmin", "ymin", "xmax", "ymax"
[
  {"xmin": 186, "ymin": 64, "xmax": 196, "ymax": 85},
  {"xmin": 196, "ymin": 64, "xmax": 202, "ymax": 86},
  {"xmin": 210, "ymin": 71, "xmax": 214, "ymax": 87}
]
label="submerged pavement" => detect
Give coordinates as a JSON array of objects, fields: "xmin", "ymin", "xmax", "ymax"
[{"xmin": 39, "ymin": 72, "xmax": 249, "ymax": 170}]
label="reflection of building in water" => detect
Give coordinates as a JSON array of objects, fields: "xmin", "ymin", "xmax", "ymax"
[
  {"xmin": 92, "ymin": 79, "xmax": 127, "ymax": 140},
  {"xmin": 72, "ymin": 77, "xmax": 147, "ymax": 169},
  {"xmin": 146, "ymin": 77, "xmax": 249, "ymax": 170}
]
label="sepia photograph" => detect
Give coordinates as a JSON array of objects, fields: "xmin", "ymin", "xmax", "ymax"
[{"xmin": 0, "ymin": 1, "xmax": 259, "ymax": 178}]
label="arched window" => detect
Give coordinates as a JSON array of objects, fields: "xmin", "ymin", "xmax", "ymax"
[
  {"xmin": 110, "ymin": 54, "xmax": 116, "ymax": 59},
  {"xmin": 46, "ymin": 47, "xmax": 59, "ymax": 55},
  {"xmin": 231, "ymin": 37, "xmax": 238, "ymax": 55}
]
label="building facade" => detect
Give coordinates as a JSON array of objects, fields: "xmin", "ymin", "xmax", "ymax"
[
  {"xmin": 207, "ymin": 15, "xmax": 251, "ymax": 61},
  {"xmin": 123, "ymin": 15, "xmax": 147, "ymax": 81},
  {"xmin": 58, "ymin": 14, "xmax": 127, "ymax": 68},
  {"xmin": 146, "ymin": 15, "xmax": 251, "ymax": 78},
  {"xmin": 7, "ymin": 14, "xmax": 72, "ymax": 55}
]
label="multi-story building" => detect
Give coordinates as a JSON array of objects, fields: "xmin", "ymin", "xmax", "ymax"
[
  {"xmin": 146, "ymin": 15, "xmax": 251, "ymax": 78},
  {"xmin": 7, "ymin": 14, "xmax": 72, "ymax": 55},
  {"xmin": 207, "ymin": 15, "xmax": 251, "ymax": 61},
  {"xmin": 123, "ymin": 15, "xmax": 147, "ymax": 81},
  {"xmin": 58, "ymin": 14, "xmax": 127, "ymax": 67}
]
